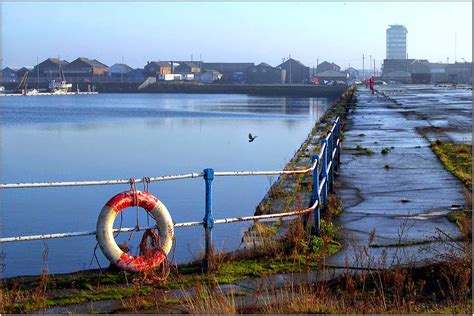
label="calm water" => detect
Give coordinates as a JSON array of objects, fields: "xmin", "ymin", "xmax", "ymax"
[{"xmin": 1, "ymin": 93, "xmax": 332, "ymax": 277}]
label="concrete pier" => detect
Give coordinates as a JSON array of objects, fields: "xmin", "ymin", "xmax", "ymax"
[{"xmin": 328, "ymin": 86, "xmax": 467, "ymax": 268}]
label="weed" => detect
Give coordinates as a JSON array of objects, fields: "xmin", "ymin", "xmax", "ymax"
[
  {"xmin": 347, "ymin": 144, "xmax": 374, "ymax": 156},
  {"xmin": 381, "ymin": 147, "xmax": 391, "ymax": 154},
  {"xmin": 180, "ymin": 283, "xmax": 237, "ymax": 314}
]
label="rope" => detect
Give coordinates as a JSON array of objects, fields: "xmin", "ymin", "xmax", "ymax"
[
  {"xmin": 136, "ymin": 228, "xmax": 171, "ymax": 283},
  {"xmin": 143, "ymin": 177, "xmax": 151, "ymax": 226},
  {"xmin": 89, "ymin": 241, "xmax": 106, "ymax": 279},
  {"xmin": 114, "ymin": 212, "xmax": 123, "ymax": 238},
  {"xmin": 128, "ymin": 178, "xmax": 140, "ymax": 241}
]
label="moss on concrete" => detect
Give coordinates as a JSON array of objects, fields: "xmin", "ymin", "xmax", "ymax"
[{"xmin": 430, "ymin": 141, "xmax": 472, "ymax": 191}]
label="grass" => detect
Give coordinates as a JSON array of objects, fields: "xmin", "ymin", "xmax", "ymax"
[
  {"xmin": 381, "ymin": 147, "xmax": 391, "ymax": 154},
  {"xmin": 1, "ymin": 208, "xmax": 344, "ymax": 313},
  {"xmin": 369, "ymin": 239, "xmax": 433, "ymax": 248},
  {"xmin": 346, "ymin": 144, "xmax": 374, "ymax": 156},
  {"xmin": 430, "ymin": 140, "xmax": 472, "ymax": 191},
  {"xmin": 180, "ymin": 210, "xmax": 472, "ymax": 314},
  {"xmin": 430, "ymin": 140, "xmax": 472, "ymax": 238},
  {"xmin": 179, "ymin": 239, "xmax": 472, "ymax": 314}
]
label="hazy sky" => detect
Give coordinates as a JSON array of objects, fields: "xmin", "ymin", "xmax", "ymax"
[{"xmin": 2, "ymin": 2, "xmax": 472, "ymax": 69}]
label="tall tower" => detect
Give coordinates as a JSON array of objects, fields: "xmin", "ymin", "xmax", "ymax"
[{"xmin": 386, "ymin": 25, "xmax": 407, "ymax": 59}]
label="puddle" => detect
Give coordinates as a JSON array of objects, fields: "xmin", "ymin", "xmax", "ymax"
[{"xmin": 395, "ymin": 209, "xmax": 450, "ymax": 220}]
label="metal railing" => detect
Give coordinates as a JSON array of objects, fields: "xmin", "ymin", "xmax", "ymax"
[{"xmin": 0, "ymin": 117, "xmax": 342, "ymax": 270}]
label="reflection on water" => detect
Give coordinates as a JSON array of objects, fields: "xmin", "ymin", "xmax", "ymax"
[{"xmin": 1, "ymin": 93, "xmax": 333, "ymax": 277}]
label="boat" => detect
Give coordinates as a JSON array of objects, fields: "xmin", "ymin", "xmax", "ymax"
[
  {"xmin": 48, "ymin": 69, "xmax": 72, "ymax": 94},
  {"xmin": 25, "ymin": 88, "xmax": 39, "ymax": 96},
  {"xmin": 48, "ymin": 80, "xmax": 72, "ymax": 94}
]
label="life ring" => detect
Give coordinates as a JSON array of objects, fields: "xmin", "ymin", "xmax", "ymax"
[{"xmin": 96, "ymin": 190, "xmax": 174, "ymax": 272}]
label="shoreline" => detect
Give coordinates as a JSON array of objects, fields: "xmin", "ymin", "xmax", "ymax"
[{"xmin": 1, "ymin": 82, "xmax": 348, "ymax": 97}]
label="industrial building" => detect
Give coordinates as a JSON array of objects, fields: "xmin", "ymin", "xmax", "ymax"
[
  {"xmin": 386, "ymin": 25, "xmax": 407, "ymax": 60},
  {"xmin": 278, "ymin": 58, "xmax": 310, "ymax": 84},
  {"xmin": 246, "ymin": 63, "xmax": 284, "ymax": 84},
  {"xmin": 63, "ymin": 57, "xmax": 109, "ymax": 82},
  {"xmin": 201, "ymin": 62, "xmax": 254, "ymax": 83},
  {"xmin": 144, "ymin": 61, "xmax": 172, "ymax": 77},
  {"xmin": 33, "ymin": 58, "xmax": 69, "ymax": 81}
]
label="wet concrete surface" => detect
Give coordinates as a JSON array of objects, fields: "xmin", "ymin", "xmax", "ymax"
[
  {"xmin": 328, "ymin": 86, "xmax": 469, "ymax": 268},
  {"xmin": 42, "ymin": 299, "xmax": 123, "ymax": 314},
  {"xmin": 379, "ymin": 84, "xmax": 472, "ymax": 143}
]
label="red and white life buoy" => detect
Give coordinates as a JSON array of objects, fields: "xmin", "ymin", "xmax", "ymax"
[{"xmin": 96, "ymin": 190, "xmax": 174, "ymax": 272}]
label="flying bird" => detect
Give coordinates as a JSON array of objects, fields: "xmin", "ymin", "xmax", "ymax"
[{"xmin": 248, "ymin": 133, "xmax": 258, "ymax": 142}]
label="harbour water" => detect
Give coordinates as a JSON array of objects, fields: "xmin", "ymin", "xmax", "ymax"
[{"xmin": 1, "ymin": 93, "xmax": 333, "ymax": 277}]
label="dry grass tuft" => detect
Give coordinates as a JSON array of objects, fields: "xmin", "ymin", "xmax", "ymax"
[{"xmin": 180, "ymin": 283, "xmax": 237, "ymax": 314}]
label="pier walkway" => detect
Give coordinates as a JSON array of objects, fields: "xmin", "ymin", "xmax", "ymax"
[{"xmin": 328, "ymin": 86, "xmax": 466, "ymax": 268}]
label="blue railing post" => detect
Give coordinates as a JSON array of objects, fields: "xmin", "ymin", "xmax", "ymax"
[
  {"xmin": 328, "ymin": 133, "xmax": 335, "ymax": 193},
  {"xmin": 336, "ymin": 120, "xmax": 341, "ymax": 171},
  {"xmin": 311, "ymin": 155, "xmax": 320, "ymax": 236},
  {"xmin": 333, "ymin": 120, "xmax": 339, "ymax": 173},
  {"xmin": 321, "ymin": 138, "xmax": 328, "ymax": 209},
  {"xmin": 202, "ymin": 168, "xmax": 214, "ymax": 272}
]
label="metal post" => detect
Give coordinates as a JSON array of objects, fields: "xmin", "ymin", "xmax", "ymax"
[
  {"xmin": 311, "ymin": 155, "xmax": 320, "ymax": 235},
  {"xmin": 326, "ymin": 134, "xmax": 331, "ymax": 190},
  {"xmin": 328, "ymin": 133, "xmax": 335, "ymax": 193},
  {"xmin": 321, "ymin": 139, "xmax": 328, "ymax": 208},
  {"xmin": 333, "ymin": 121, "xmax": 339, "ymax": 173},
  {"xmin": 336, "ymin": 120, "xmax": 341, "ymax": 170},
  {"xmin": 202, "ymin": 168, "xmax": 214, "ymax": 272}
]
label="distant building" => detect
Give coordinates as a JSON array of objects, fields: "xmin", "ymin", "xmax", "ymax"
[
  {"xmin": 63, "ymin": 57, "xmax": 109, "ymax": 82},
  {"xmin": 128, "ymin": 68, "xmax": 145, "ymax": 83},
  {"xmin": 386, "ymin": 25, "xmax": 407, "ymax": 60},
  {"xmin": 316, "ymin": 61, "xmax": 341, "ymax": 73},
  {"xmin": 278, "ymin": 58, "xmax": 310, "ymax": 84},
  {"xmin": 107, "ymin": 63, "xmax": 133, "ymax": 80},
  {"xmin": 33, "ymin": 58, "xmax": 69, "ymax": 81},
  {"xmin": 446, "ymin": 62, "xmax": 472, "ymax": 84},
  {"xmin": 174, "ymin": 62, "xmax": 201, "ymax": 74},
  {"xmin": 200, "ymin": 70, "xmax": 223, "ymax": 83},
  {"xmin": 410, "ymin": 61, "xmax": 431, "ymax": 84},
  {"xmin": 382, "ymin": 59, "xmax": 428, "ymax": 75},
  {"xmin": 313, "ymin": 70, "xmax": 348, "ymax": 82},
  {"xmin": 158, "ymin": 73, "xmax": 183, "ymax": 81},
  {"xmin": 201, "ymin": 62, "xmax": 254, "ymax": 83},
  {"xmin": 1, "ymin": 67, "xmax": 17, "ymax": 82},
  {"xmin": 344, "ymin": 67, "xmax": 359, "ymax": 80},
  {"xmin": 246, "ymin": 63, "xmax": 284, "ymax": 84},
  {"xmin": 144, "ymin": 61, "xmax": 172, "ymax": 77},
  {"xmin": 382, "ymin": 70, "xmax": 411, "ymax": 83},
  {"xmin": 15, "ymin": 67, "xmax": 31, "ymax": 79},
  {"xmin": 382, "ymin": 58, "xmax": 472, "ymax": 84}
]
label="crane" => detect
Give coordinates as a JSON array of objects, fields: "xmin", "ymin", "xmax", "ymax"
[{"xmin": 17, "ymin": 71, "xmax": 29, "ymax": 95}]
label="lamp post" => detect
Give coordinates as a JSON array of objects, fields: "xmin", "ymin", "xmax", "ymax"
[{"xmin": 369, "ymin": 55, "xmax": 372, "ymax": 76}]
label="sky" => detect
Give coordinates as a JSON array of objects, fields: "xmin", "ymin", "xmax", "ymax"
[{"xmin": 2, "ymin": 2, "xmax": 472, "ymax": 70}]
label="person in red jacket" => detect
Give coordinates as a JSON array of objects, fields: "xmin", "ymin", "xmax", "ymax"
[{"xmin": 369, "ymin": 76, "xmax": 375, "ymax": 94}]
